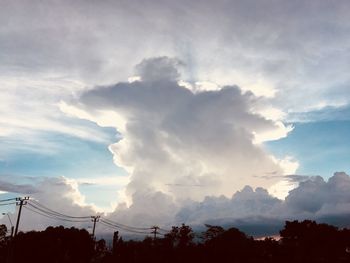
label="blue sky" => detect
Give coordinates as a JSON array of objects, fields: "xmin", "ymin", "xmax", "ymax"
[
  {"xmin": 1, "ymin": 0, "xmax": 350, "ymax": 232},
  {"xmin": 266, "ymin": 120, "xmax": 350, "ymax": 178},
  {"xmin": 0, "ymin": 122, "xmax": 127, "ymax": 211}
]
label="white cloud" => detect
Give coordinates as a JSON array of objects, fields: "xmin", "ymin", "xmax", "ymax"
[
  {"xmin": 0, "ymin": 176, "xmax": 97, "ymax": 232},
  {"xmin": 66, "ymin": 57, "xmax": 292, "ymax": 205},
  {"xmin": 0, "ymin": 76, "xmax": 113, "ymax": 160}
]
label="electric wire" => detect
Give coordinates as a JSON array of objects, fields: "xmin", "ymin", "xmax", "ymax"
[
  {"xmin": 29, "ymin": 200, "xmax": 91, "ymax": 219},
  {"xmin": 99, "ymin": 220, "xmax": 152, "ymax": 235},
  {"xmin": 100, "ymin": 219, "xmax": 150, "ymax": 233},
  {"xmin": 7, "ymin": 197, "xmax": 174, "ymax": 235},
  {"xmin": 0, "ymin": 198, "xmax": 17, "ymax": 203},
  {"xmin": 25, "ymin": 204, "xmax": 90, "ymax": 223},
  {"xmin": 26, "ymin": 203, "xmax": 90, "ymax": 222},
  {"xmin": 24, "ymin": 205, "xmax": 90, "ymax": 223},
  {"xmin": 100, "ymin": 217, "xmax": 152, "ymax": 231}
]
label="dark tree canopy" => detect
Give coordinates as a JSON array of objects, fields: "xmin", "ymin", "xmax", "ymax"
[{"xmin": 0, "ymin": 221, "xmax": 349, "ymax": 263}]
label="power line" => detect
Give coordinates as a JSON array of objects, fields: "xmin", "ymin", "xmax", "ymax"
[
  {"xmin": 0, "ymin": 198, "xmax": 17, "ymax": 203},
  {"xmin": 99, "ymin": 220, "xmax": 152, "ymax": 235},
  {"xmin": 27, "ymin": 202, "xmax": 79, "ymax": 219},
  {"xmin": 100, "ymin": 219, "xmax": 152, "ymax": 234},
  {"xmin": 3, "ymin": 197, "xmax": 170, "ymax": 238},
  {"xmin": 100, "ymin": 219, "xmax": 151, "ymax": 234},
  {"xmin": 101, "ymin": 218, "xmax": 152, "ymax": 231},
  {"xmin": 24, "ymin": 205, "xmax": 90, "ymax": 223},
  {"xmin": 29, "ymin": 200, "xmax": 91, "ymax": 219},
  {"xmin": 26, "ymin": 203, "xmax": 90, "ymax": 222}
]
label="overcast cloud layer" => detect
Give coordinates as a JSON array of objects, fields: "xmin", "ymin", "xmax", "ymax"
[{"xmin": 1, "ymin": 0, "xmax": 350, "ymax": 113}]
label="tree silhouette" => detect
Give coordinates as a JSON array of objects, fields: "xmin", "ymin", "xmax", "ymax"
[
  {"xmin": 164, "ymin": 224, "xmax": 194, "ymax": 248},
  {"xmin": 10, "ymin": 226, "xmax": 95, "ymax": 263},
  {"xmin": 201, "ymin": 224, "xmax": 224, "ymax": 244},
  {"xmin": 0, "ymin": 221, "xmax": 349, "ymax": 263},
  {"xmin": 0, "ymin": 224, "xmax": 7, "ymax": 241},
  {"xmin": 280, "ymin": 220, "xmax": 350, "ymax": 262}
]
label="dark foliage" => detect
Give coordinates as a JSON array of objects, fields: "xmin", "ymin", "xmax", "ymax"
[
  {"xmin": 1, "ymin": 226, "xmax": 94, "ymax": 263},
  {"xmin": 0, "ymin": 220, "xmax": 349, "ymax": 263}
]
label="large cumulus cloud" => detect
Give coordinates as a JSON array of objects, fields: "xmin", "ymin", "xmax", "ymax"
[{"xmin": 63, "ymin": 57, "xmax": 292, "ymax": 205}]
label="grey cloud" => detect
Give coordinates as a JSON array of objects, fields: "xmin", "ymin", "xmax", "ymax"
[
  {"xmin": 1, "ymin": 0, "xmax": 350, "ymax": 110},
  {"xmin": 0, "ymin": 178, "xmax": 38, "ymax": 194},
  {"xmin": 174, "ymin": 172, "xmax": 350, "ymax": 235},
  {"xmin": 108, "ymin": 188, "xmax": 178, "ymax": 228},
  {"xmin": 285, "ymin": 172, "xmax": 350, "ymax": 215},
  {"xmin": 175, "ymin": 185, "xmax": 282, "ymax": 225},
  {"xmin": 285, "ymin": 174, "xmax": 315, "ymax": 182},
  {"xmin": 135, "ymin": 57, "xmax": 182, "ymax": 82}
]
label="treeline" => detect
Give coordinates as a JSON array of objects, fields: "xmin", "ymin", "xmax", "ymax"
[{"xmin": 0, "ymin": 220, "xmax": 350, "ymax": 263}]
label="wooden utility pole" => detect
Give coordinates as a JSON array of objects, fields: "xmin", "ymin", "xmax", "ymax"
[
  {"xmin": 14, "ymin": 197, "xmax": 29, "ymax": 236},
  {"xmin": 151, "ymin": 226, "xmax": 159, "ymax": 240},
  {"xmin": 91, "ymin": 216, "xmax": 100, "ymax": 240}
]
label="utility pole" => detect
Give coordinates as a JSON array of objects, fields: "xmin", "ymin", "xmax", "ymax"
[
  {"xmin": 151, "ymin": 226, "xmax": 159, "ymax": 240},
  {"xmin": 91, "ymin": 216, "xmax": 100, "ymax": 240},
  {"xmin": 14, "ymin": 197, "xmax": 29, "ymax": 236}
]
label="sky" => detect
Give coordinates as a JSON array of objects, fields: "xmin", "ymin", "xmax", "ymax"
[{"xmin": 1, "ymin": 0, "xmax": 350, "ymax": 236}]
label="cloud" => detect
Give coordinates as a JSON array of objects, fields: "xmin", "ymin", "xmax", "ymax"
[
  {"xmin": 0, "ymin": 176, "xmax": 97, "ymax": 232},
  {"xmin": 0, "ymin": 178, "xmax": 37, "ymax": 194},
  {"xmin": 108, "ymin": 189, "xmax": 179, "ymax": 228},
  {"xmin": 1, "ymin": 0, "xmax": 350, "ymax": 112},
  {"xmin": 64, "ymin": 57, "xmax": 292, "ymax": 205},
  {"xmin": 285, "ymin": 172, "xmax": 350, "ymax": 216},
  {"xmin": 287, "ymin": 105, "xmax": 350, "ymax": 123},
  {"xmin": 1, "ymin": 0, "xmax": 350, "ymax": 237},
  {"xmin": 176, "ymin": 186, "xmax": 282, "ymax": 224},
  {"xmin": 1, "ymin": 1, "xmax": 349, "ymax": 210},
  {"xmin": 1, "ymin": 172, "xmax": 349, "ymax": 237},
  {"xmin": 175, "ymin": 172, "xmax": 350, "ymax": 234}
]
